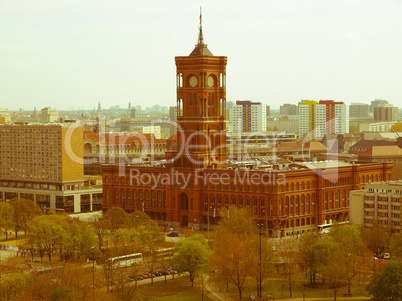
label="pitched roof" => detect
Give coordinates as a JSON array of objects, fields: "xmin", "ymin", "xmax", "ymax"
[
  {"xmin": 359, "ymin": 145, "xmax": 402, "ymax": 157},
  {"xmin": 349, "ymin": 140, "xmax": 395, "ymax": 151}
]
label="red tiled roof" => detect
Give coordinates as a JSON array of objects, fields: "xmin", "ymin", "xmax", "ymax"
[{"xmin": 359, "ymin": 145, "xmax": 402, "ymax": 157}]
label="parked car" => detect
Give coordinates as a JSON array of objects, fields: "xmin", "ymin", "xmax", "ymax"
[{"xmin": 167, "ymin": 231, "xmax": 179, "ymax": 237}]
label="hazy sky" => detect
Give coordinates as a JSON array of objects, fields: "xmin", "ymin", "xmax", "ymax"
[{"xmin": 1, "ymin": 0, "xmax": 401, "ymax": 111}]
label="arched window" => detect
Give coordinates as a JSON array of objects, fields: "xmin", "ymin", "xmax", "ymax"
[
  {"xmin": 238, "ymin": 195, "xmax": 243, "ymax": 207},
  {"xmin": 301, "ymin": 195, "xmax": 305, "ymax": 214},
  {"xmin": 306, "ymin": 194, "xmax": 310, "ymax": 213},
  {"xmin": 224, "ymin": 195, "xmax": 229, "ymax": 207},
  {"xmin": 296, "ymin": 182, "xmax": 299, "ymax": 190},
  {"xmin": 127, "ymin": 189, "xmax": 131, "ymax": 205},
  {"xmin": 157, "ymin": 191, "xmax": 162, "ymax": 208},
  {"xmin": 204, "ymin": 194, "xmax": 208, "ymax": 211},
  {"xmin": 311, "ymin": 194, "xmax": 315, "ymax": 211},
  {"xmin": 245, "ymin": 196, "xmax": 250, "ymax": 206},
  {"xmin": 105, "ymin": 176, "xmax": 109, "ymax": 184},
  {"xmin": 151, "ymin": 191, "xmax": 156, "ymax": 207},
  {"xmin": 145, "ymin": 190, "xmax": 150, "ymax": 207},
  {"xmin": 217, "ymin": 194, "xmax": 222, "ymax": 208},
  {"xmin": 133, "ymin": 189, "xmax": 137, "ymax": 205},
  {"xmin": 306, "ymin": 181, "xmax": 310, "ymax": 189},
  {"xmin": 115, "ymin": 188, "xmax": 119, "ymax": 204},
  {"xmin": 286, "ymin": 197, "xmax": 289, "ymax": 215},
  {"xmin": 290, "ymin": 196, "xmax": 294, "ymax": 214},
  {"xmin": 253, "ymin": 196, "xmax": 258, "ymax": 215},
  {"xmin": 139, "ymin": 190, "xmax": 143, "ymax": 203},
  {"xmin": 343, "ymin": 190, "xmax": 347, "ymax": 207},
  {"xmin": 291, "ymin": 183, "xmax": 294, "ymax": 191},
  {"xmin": 335, "ymin": 190, "xmax": 340, "ymax": 208},
  {"xmin": 231, "ymin": 195, "xmax": 236, "ymax": 205},
  {"xmin": 301, "ymin": 182, "xmax": 305, "ymax": 190}
]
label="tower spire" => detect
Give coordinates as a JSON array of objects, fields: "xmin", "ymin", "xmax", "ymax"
[
  {"xmin": 190, "ymin": 6, "xmax": 212, "ymax": 56},
  {"xmin": 198, "ymin": 6, "xmax": 204, "ymax": 45}
]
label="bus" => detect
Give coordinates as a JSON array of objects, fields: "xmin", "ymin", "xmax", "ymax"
[
  {"xmin": 317, "ymin": 221, "xmax": 349, "ymax": 234},
  {"xmin": 105, "ymin": 253, "xmax": 143, "ymax": 269},
  {"xmin": 153, "ymin": 247, "xmax": 175, "ymax": 262}
]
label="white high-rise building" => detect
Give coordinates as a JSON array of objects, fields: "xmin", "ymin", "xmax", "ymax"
[
  {"xmin": 299, "ymin": 100, "xmax": 349, "ymax": 141},
  {"xmin": 229, "ymin": 100, "xmax": 267, "ymax": 133}
]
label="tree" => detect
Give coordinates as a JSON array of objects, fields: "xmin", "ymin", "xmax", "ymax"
[
  {"xmin": 389, "ymin": 233, "xmax": 402, "ymax": 261},
  {"xmin": 368, "ymin": 261, "xmax": 402, "ymax": 301},
  {"xmin": 49, "ymin": 286, "xmax": 83, "ymax": 301},
  {"xmin": 278, "ymin": 239, "xmax": 302, "ymax": 297},
  {"xmin": 28, "ymin": 217, "xmax": 67, "ymax": 265},
  {"xmin": 299, "ymin": 231, "xmax": 320, "ymax": 285},
  {"xmin": 0, "ymin": 273, "xmax": 26, "ymax": 301},
  {"xmin": 137, "ymin": 219, "xmax": 165, "ymax": 253},
  {"xmin": 172, "ymin": 234, "xmax": 210, "ymax": 286},
  {"xmin": 103, "ymin": 207, "xmax": 128, "ymax": 233},
  {"xmin": 62, "ymin": 221, "xmax": 99, "ymax": 261},
  {"xmin": 361, "ymin": 221, "xmax": 389, "ymax": 258},
  {"xmin": 389, "ymin": 122, "xmax": 402, "ymax": 132},
  {"xmin": 9, "ymin": 197, "xmax": 42, "ymax": 237},
  {"xmin": 210, "ymin": 206, "xmax": 260, "ymax": 300},
  {"xmin": 321, "ymin": 248, "xmax": 347, "ymax": 301},
  {"xmin": 0, "ymin": 202, "xmax": 14, "ymax": 240},
  {"xmin": 328, "ymin": 224, "xmax": 360, "ymax": 243}
]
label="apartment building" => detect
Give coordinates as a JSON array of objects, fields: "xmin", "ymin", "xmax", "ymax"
[
  {"xmin": 229, "ymin": 100, "xmax": 267, "ymax": 132},
  {"xmin": 350, "ymin": 181, "xmax": 402, "ymax": 233},
  {"xmin": 299, "ymin": 100, "xmax": 349, "ymax": 140}
]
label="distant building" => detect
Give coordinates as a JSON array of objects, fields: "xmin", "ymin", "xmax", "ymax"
[
  {"xmin": 349, "ymin": 103, "xmax": 369, "ymax": 118},
  {"xmin": 373, "ymin": 105, "xmax": 399, "ymax": 122},
  {"xmin": 230, "ymin": 100, "xmax": 267, "ymax": 132},
  {"xmin": 130, "ymin": 108, "xmax": 138, "ymax": 119},
  {"xmin": 0, "ymin": 108, "xmax": 11, "ymax": 124},
  {"xmin": 266, "ymin": 118, "xmax": 299, "ymax": 133},
  {"xmin": 299, "ymin": 100, "xmax": 349, "ymax": 141},
  {"xmin": 350, "ymin": 181, "xmax": 401, "ymax": 233},
  {"xmin": 359, "ymin": 121, "xmax": 397, "ymax": 132},
  {"xmin": 370, "ymin": 99, "xmax": 389, "ymax": 114},
  {"xmin": 40, "ymin": 107, "xmax": 59, "ymax": 123},
  {"xmin": 280, "ymin": 104, "xmax": 297, "ymax": 115},
  {"xmin": 266, "ymin": 105, "xmax": 271, "ymax": 118},
  {"xmin": 0, "ymin": 123, "xmax": 102, "ymax": 212}
]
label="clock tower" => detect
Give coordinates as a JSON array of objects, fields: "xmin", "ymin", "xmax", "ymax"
[{"xmin": 170, "ymin": 15, "xmax": 227, "ymax": 169}]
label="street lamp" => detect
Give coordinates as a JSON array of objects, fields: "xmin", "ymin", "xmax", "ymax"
[
  {"xmin": 91, "ymin": 246, "xmax": 96, "ymax": 292},
  {"xmin": 258, "ymin": 222, "xmax": 263, "ymax": 299}
]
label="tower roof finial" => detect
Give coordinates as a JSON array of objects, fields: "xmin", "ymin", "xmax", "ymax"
[
  {"xmin": 198, "ymin": 6, "xmax": 204, "ymax": 45},
  {"xmin": 190, "ymin": 6, "xmax": 213, "ymax": 56}
]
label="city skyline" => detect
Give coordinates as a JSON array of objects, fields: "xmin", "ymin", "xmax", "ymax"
[{"xmin": 1, "ymin": 0, "xmax": 402, "ymax": 111}]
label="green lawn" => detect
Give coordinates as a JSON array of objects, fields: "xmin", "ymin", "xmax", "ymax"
[
  {"xmin": 139, "ymin": 277, "xmax": 213, "ymax": 301},
  {"xmin": 214, "ymin": 277, "xmax": 371, "ymax": 300}
]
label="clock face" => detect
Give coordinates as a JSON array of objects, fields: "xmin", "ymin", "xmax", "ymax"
[
  {"xmin": 189, "ymin": 76, "xmax": 198, "ymax": 87},
  {"xmin": 208, "ymin": 76, "xmax": 214, "ymax": 87}
]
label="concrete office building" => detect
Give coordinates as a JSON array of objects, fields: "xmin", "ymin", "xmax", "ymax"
[{"xmin": 0, "ymin": 123, "xmax": 102, "ymax": 212}]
